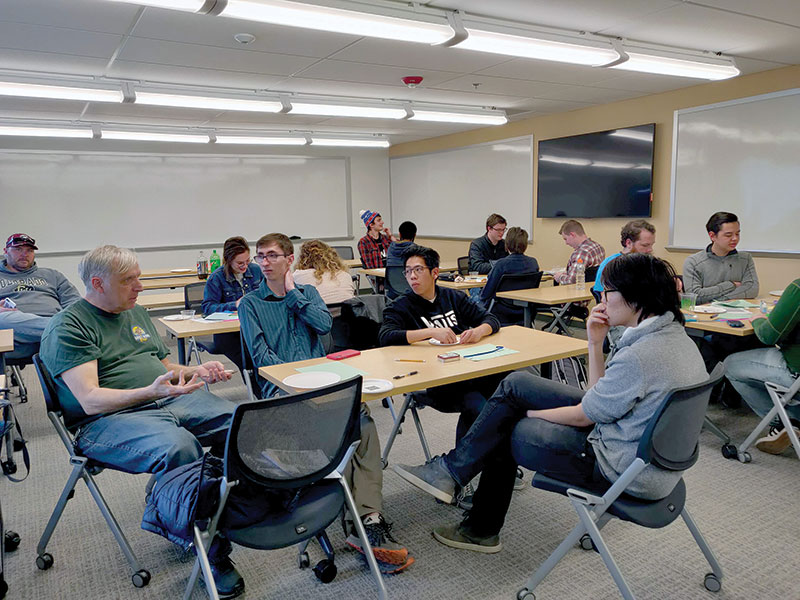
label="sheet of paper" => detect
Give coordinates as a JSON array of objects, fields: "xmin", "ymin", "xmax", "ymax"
[
  {"xmin": 297, "ymin": 361, "xmax": 368, "ymax": 379},
  {"xmin": 453, "ymin": 344, "xmax": 520, "ymax": 361},
  {"xmin": 204, "ymin": 312, "xmax": 238, "ymax": 321},
  {"xmin": 712, "ymin": 300, "xmax": 758, "ymax": 308}
]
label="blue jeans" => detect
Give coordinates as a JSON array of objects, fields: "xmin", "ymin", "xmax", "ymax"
[
  {"xmin": 444, "ymin": 372, "xmax": 596, "ymax": 537},
  {"xmin": 76, "ymin": 390, "xmax": 236, "ymax": 480},
  {"xmin": 0, "ymin": 310, "xmax": 50, "ymax": 359},
  {"xmin": 724, "ymin": 347, "xmax": 800, "ymax": 422}
]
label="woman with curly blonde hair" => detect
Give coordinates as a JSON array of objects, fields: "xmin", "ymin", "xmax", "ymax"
[{"xmin": 293, "ymin": 239, "xmax": 355, "ymax": 304}]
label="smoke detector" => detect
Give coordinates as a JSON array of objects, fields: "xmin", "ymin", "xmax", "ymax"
[
  {"xmin": 234, "ymin": 33, "xmax": 256, "ymax": 45},
  {"xmin": 402, "ymin": 76, "xmax": 423, "ymax": 88}
]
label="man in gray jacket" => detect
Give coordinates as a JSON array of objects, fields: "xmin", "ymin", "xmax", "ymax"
[
  {"xmin": 0, "ymin": 233, "xmax": 80, "ymax": 359},
  {"xmin": 683, "ymin": 212, "xmax": 759, "ymax": 304}
]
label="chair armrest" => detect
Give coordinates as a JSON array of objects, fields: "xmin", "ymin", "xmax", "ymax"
[{"xmin": 326, "ymin": 440, "xmax": 360, "ymax": 479}]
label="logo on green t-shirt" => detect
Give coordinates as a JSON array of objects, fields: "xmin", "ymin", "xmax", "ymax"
[{"xmin": 131, "ymin": 325, "xmax": 151, "ymax": 343}]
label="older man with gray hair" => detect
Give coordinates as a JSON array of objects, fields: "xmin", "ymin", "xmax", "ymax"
[{"xmin": 40, "ymin": 245, "xmax": 243, "ymax": 598}]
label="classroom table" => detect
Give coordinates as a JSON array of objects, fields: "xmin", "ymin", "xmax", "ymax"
[
  {"xmin": 437, "ymin": 277, "xmax": 487, "ymax": 291},
  {"xmin": 159, "ymin": 316, "xmax": 240, "ymax": 365},
  {"xmin": 360, "ymin": 261, "xmax": 459, "ymax": 278},
  {"xmin": 139, "ymin": 268, "xmax": 197, "ymax": 279},
  {"xmin": 137, "ymin": 292, "xmax": 185, "ymax": 310},
  {"xmin": 0, "ymin": 330, "xmax": 13, "ymax": 372},
  {"xmin": 495, "ymin": 285, "xmax": 595, "ymax": 332},
  {"xmin": 681, "ymin": 300, "xmax": 769, "ymax": 337},
  {"xmin": 140, "ymin": 276, "xmax": 204, "ymax": 291},
  {"xmin": 342, "ymin": 258, "xmax": 362, "ymax": 269}
]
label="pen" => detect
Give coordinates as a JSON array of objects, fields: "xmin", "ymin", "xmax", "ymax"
[
  {"xmin": 462, "ymin": 346, "xmax": 504, "ymax": 359},
  {"xmin": 394, "ymin": 359, "xmax": 425, "ymax": 363},
  {"xmin": 393, "ymin": 370, "xmax": 419, "ymax": 380}
]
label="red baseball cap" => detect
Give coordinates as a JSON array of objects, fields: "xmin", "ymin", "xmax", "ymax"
[{"xmin": 5, "ymin": 234, "xmax": 38, "ymax": 250}]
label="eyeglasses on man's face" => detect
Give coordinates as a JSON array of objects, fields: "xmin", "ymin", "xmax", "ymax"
[
  {"xmin": 601, "ymin": 288, "xmax": 619, "ymax": 301},
  {"xmin": 491, "ymin": 225, "xmax": 507, "ymax": 234},
  {"xmin": 254, "ymin": 252, "xmax": 287, "ymax": 263},
  {"xmin": 403, "ymin": 266, "xmax": 430, "ymax": 278}
]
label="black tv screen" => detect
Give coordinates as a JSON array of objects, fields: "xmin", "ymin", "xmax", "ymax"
[{"xmin": 536, "ymin": 124, "xmax": 654, "ymax": 218}]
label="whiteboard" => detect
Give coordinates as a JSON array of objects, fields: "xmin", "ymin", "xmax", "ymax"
[
  {"xmin": 390, "ymin": 136, "xmax": 533, "ymax": 239},
  {"xmin": 0, "ymin": 151, "xmax": 350, "ymax": 253},
  {"xmin": 670, "ymin": 89, "xmax": 800, "ymax": 254}
]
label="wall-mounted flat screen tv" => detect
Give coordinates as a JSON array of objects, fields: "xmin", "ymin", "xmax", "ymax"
[{"xmin": 536, "ymin": 124, "xmax": 655, "ymax": 218}]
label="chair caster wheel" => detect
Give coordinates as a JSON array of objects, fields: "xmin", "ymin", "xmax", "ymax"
[
  {"xmin": 721, "ymin": 444, "xmax": 738, "ymax": 459},
  {"xmin": 36, "ymin": 553, "xmax": 54, "ymax": 570},
  {"xmin": 131, "ymin": 569, "xmax": 150, "ymax": 588},
  {"xmin": 704, "ymin": 572, "xmax": 721, "ymax": 592},
  {"xmin": 517, "ymin": 588, "xmax": 535, "ymax": 600},
  {"xmin": 579, "ymin": 533, "xmax": 596, "ymax": 551},
  {"xmin": 313, "ymin": 558, "xmax": 337, "ymax": 583},
  {"xmin": 737, "ymin": 451, "xmax": 752, "ymax": 463},
  {"xmin": 3, "ymin": 531, "xmax": 20, "ymax": 552},
  {"xmin": 298, "ymin": 551, "xmax": 310, "ymax": 569},
  {"xmin": 1, "ymin": 461, "xmax": 16, "ymax": 476}
]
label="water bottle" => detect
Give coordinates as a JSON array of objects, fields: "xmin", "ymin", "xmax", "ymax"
[
  {"xmin": 760, "ymin": 300, "xmax": 768, "ymax": 315},
  {"xmin": 575, "ymin": 258, "xmax": 585, "ymax": 290},
  {"xmin": 197, "ymin": 250, "xmax": 209, "ymax": 280},
  {"xmin": 209, "ymin": 249, "xmax": 221, "ymax": 273}
]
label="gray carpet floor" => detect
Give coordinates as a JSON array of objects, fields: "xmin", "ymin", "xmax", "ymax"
[{"xmin": 1, "ymin": 322, "xmax": 798, "ymax": 600}]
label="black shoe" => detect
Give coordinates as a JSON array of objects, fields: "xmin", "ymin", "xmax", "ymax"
[
  {"xmin": 201, "ymin": 557, "xmax": 245, "ymax": 599},
  {"xmin": 346, "ymin": 515, "xmax": 409, "ymax": 565}
]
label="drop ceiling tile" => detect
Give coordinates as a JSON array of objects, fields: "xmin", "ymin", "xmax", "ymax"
[
  {"xmin": 728, "ymin": 56, "xmax": 790, "ymax": 75},
  {"xmin": 0, "ymin": 22, "xmax": 122, "ymax": 59},
  {"xmin": 80, "ymin": 106, "xmax": 209, "ymax": 128},
  {"xmin": 118, "ymin": 38, "xmax": 319, "ymax": 77},
  {"xmin": 0, "ymin": 0, "xmax": 140, "ymax": 34},
  {"xmin": 132, "ymin": 10, "xmax": 360, "ymax": 58},
  {"xmin": 0, "ymin": 97, "xmax": 89, "ymax": 113},
  {"xmin": 475, "ymin": 58, "xmax": 619, "ymax": 85},
  {"xmin": 108, "ymin": 61, "xmax": 288, "ymax": 90},
  {"xmin": 692, "ymin": 0, "xmax": 800, "ymax": 28},
  {"xmin": 505, "ymin": 97, "xmax": 595, "ymax": 114},
  {"xmin": 588, "ymin": 71, "xmax": 703, "ymax": 94},
  {"xmin": 207, "ymin": 113, "xmax": 327, "ymax": 127},
  {"xmin": 432, "ymin": 74, "xmax": 633, "ymax": 103},
  {"xmin": 290, "ymin": 59, "xmax": 463, "ymax": 88},
  {"xmin": 0, "ymin": 49, "xmax": 108, "ymax": 76}
]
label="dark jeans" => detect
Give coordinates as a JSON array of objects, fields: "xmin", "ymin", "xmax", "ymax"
[{"xmin": 444, "ymin": 372, "xmax": 597, "ymax": 537}]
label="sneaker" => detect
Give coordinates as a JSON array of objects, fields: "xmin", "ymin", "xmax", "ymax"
[
  {"xmin": 393, "ymin": 456, "xmax": 457, "ymax": 504},
  {"xmin": 455, "ymin": 480, "xmax": 475, "ymax": 511},
  {"xmin": 357, "ymin": 552, "xmax": 416, "ymax": 574},
  {"xmin": 432, "ymin": 523, "xmax": 502, "ymax": 554},
  {"xmin": 755, "ymin": 424, "xmax": 800, "ymax": 455},
  {"xmin": 346, "ymin": 515, "xmax": 409, "ymax": 565},
  {"xmin": 514, "ymin": 467, "xmax": 526, "ymax": 491},
  {"xmin": 201, "ymin": 557, "xmax": 245, "ymax": 599}
]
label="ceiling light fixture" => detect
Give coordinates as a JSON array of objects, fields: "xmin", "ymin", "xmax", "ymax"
[
  {"xmin": 410, "ymin": 109, "xmax": 508, "ymax": 125},
  {"xmin": 0, "ymin": 125, "xmax": 94, "ymax": 138},
  {"xmin": 135, "ymin": 91, "xmax": 283, "ymax": 112},
  {"xmin": 102, "ymin": 0, "xmax": 205, "ymax": 10},
  {"xmin": 0, "ymin": 81, "xmax": 123, "ymax": 103},
  {"xmin": 310, "ymin": 137, "xmax": 390, "ymax": 148},
  {"xmin": 611, "ymin": 50, "xmax": 739, "ymax": 80},
  {"xmin": 215, "ymin": 135, "xmax": 307, "ymax": 145},
  {"xmin": 289, "ymin": 102, "xmax": 407, "ymax": 119},
  {"xmin": 102, "ymin": 130, "xmax": 209, "ymax": 143}
]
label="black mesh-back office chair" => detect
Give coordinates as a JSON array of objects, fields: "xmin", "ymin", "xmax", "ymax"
[
  {"xmin": 385, "ymin": 266, "xmax": 411, "ymax": 301},
  {"xmin": 515, "ymin": 364, "xmax": 725, "ymax": 600},
  {"xmin": 4, "ymin": 354, "xmax": 33, "ymax": 404},
  {"xmin": 31, "ymin": 355, "xmax": 151, "ymax": 588},
  {"xmin": 487, "ymin": 271, "xmax": 544, "ymax": 326},
  {"xmin": 331, "ymin": 246, "xmax": 354, "ymax": 260},
  {"xmin": 457, "ymin": 256, "xmax": 470, "ymax": 276},
  {"xmin": 184, "ymin": 376, "xmax": 388, "ymax": 600}
]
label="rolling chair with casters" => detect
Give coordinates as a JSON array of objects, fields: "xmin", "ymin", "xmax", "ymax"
[
  {"xmin": 4, "ymin": 355, "xmax": 32, "ymax": 404},
  {"xmin": 487, "ymin": 271, "xmax": 543, "ymax": 327},
  {"xmin": 457, "ymin": 256, "xmax": 470, "ymax": 276},
  {"xmin": 183, "ymin": 376, "xmax": 388, "ymax": 600},
  {"xmin": 385, "ymin": 265, "xmax": 411, "ymax": 301},
  {"xmin": 31, "ymin": 355, "xmax": 151, "ymax": 589},
  {"xmin": 514, "ymin": 364, "xmax": 725, "ymax": 600},
  {"xmin": 184, "ymin": 282, "xmax": 219, "ymax": 368}
]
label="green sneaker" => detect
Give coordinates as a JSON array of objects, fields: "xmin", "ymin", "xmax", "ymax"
[{"xmin": 432, "ymin": 524, "xmax": 502, "ymax": 554}]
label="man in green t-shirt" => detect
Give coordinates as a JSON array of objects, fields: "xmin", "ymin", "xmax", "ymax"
[{"xmin": 40, "ymin": 245, "xmax": 243, "ymax": 599}]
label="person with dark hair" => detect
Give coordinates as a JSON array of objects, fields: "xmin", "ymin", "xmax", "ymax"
[
  {"xmin": 554, "ymin": 220, "xmax": 605, "ymax": 285},
  {"xmin": 479, "ymin": 227, "xmax": 540, "ymax": 324},
  {"xmin": 201, "ymin": 236, "xmax": 264, "ymax": 369},
  {"xmin": 394, "ymin": 254, "xmax": 707, "ymax": 554},
  {"xmin": 683, "ymin": 211, "xmax": 759, "ymax": 304},
  {"xmin": 593, "ymin": 220, "xmax": 656, "ymax": 293},
  {"xmin": 468, "ymin": 213, "xmax": 509, "ymax": 274},
  {"xmin": 357, "ymin": 209, "xmax": 396, "ymax": 269},
  {"xmin": 239, "ymin": 232, "xmax": 414, "ymax": 574},
  {"xmin": 386, "ymin": 220, "xmax": 417, "ymax": 268}
]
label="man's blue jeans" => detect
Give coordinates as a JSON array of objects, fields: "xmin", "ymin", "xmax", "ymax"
[
  {"xmin": 724, "ymin": 347, "xmax": 800, "ymax": 422},
  {"xmin": 75, "ymin": 390, "xmax": 236, "ymax": 480},
  {"xmin": 444, "ymin": 371, "xmax": 599, "ymax": 537},
  {"xmin": 0, "ymin": 310, "xmax": 50, "ymax": 359}
]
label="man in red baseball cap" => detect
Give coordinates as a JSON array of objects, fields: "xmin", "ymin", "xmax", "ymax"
[{"xmin": 1, "ymin": 233, "xmax": 80, "ymax": 359}]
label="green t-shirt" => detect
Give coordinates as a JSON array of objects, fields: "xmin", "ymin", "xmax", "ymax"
[{"xmin": 40, "ymin": 299, "xmax": 170, "ymax": 430}]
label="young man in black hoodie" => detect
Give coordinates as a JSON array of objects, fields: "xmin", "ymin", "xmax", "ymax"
[{"xmin": 379, "ymin": 245, "xmax": 504, "ymax": 447}]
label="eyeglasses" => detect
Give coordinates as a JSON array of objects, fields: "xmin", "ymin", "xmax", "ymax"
[
  {"xmin": 254, "ymin": 252, "xmax": 288, "ymax": 263},
  {"xmin": 490, "ymin": 226, "xmax": 507, "ymax": 233},
  {"xmin": 403, "ymin": 266, "xmax": 430, "ymax": 277},
  {"xmin": 601, "ymin": 289, "xmax": 618, "ymax": 301}
]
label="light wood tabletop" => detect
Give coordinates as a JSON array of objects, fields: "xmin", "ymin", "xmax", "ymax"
[
  {"xmin": 682, "ymin": 298, "xmax": 773, "ymax": 337},
  {"xmin": 0, "ymin": 329, "xmax": 13, "ymax": 353},
  {"xmin": 360, "ymin": 261, "xmax": 459, "ymax": 278},
  {"xmin": 140, "ymin": 268, "xmax": 197, "ymax": 279},
  {"xmin": 343, "ymin": 258, "xmax": 361, "ymax": 269},
  {"xmin": 438, "ymin": 277, "xmax": 487, "ymax": 291},
  {"xmin": 496, "ymin": 285, "xmax": 594, "ymax": 305},
  {"xmin": 140, "ymin": 276, "xmax": 205, "ymax": 290},
  {"xmin": 159, "ymin": 316, "xmax": 240, "ymax": 338},
  {"xmin": 259, "ymin": 325, "xmax": 588, "ymax": 401},
  {"xmin": 137, "ymin": 292, "xmax": 185, "ymax": 310}
]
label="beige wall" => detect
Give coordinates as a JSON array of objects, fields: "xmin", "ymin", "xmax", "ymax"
[{"xmin": 394, "ymin": 65, "xmax": 800, "ymax": 293}]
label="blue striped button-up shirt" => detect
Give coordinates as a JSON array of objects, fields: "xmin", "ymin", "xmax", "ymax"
[{"xmin": 239, "ymin": 281, "xmax": 332, "ymax": 397}]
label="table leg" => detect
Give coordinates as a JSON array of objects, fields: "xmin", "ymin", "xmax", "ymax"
[
  {"xmin": 177, "ymin": 338, "xmax": 187, "ymax": 365},
  {"xmin": 524, "ymin": 304, "xmax": 532, "ymax": 329},
  {"xmin": 540, "ymin": 361, "xmax": 552, "ymax": 379},
  {"xmin": 545, "ymin": 303, "xmax": 573, "ymax": 336}
]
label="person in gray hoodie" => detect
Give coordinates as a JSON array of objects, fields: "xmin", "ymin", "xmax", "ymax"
[
  {"xmin": 394, "ymin": 254, "xmax": 708, "ymax": 554},
  {"xmin": 0, "ymin": 233, "xmax": 80, "ymax": 359}
]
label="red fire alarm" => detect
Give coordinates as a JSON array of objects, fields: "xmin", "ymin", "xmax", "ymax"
[{"xmin": 402, "ymin": 76, "xmax": 423, "ymax": 88}]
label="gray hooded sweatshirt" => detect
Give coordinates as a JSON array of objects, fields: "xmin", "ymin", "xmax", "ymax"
[
  {"xmin": 0, "ymin": 260, "xmax": 80, "ymax": 316},
  {"xmin": 582, "ymin": 312, "xmax": 708, "ymax": 500}
]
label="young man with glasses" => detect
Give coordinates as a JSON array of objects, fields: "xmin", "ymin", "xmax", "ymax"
[
  {"xmin": 468, "ymin": 214, "xmax": 509, "ymax": 274},
  {"xmin": 239, "ymin": 233, "xmax": 414, "ymax": 574}
]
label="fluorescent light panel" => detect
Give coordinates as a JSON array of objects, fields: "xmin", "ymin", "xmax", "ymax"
[
  {"xmin": 220, "ymin": 0, "xmax": 452, "ymax": 44},
  {"xmin": 290, "ymin": 102, "xmax": 406, "ymax": 119},
  {"xmin": 135, "ymin": 91, "xmax": 283, "ymax": 113},
  {"xmin": 0, "ymin": 81, "xmax": 123, "ymax": 103},
  {"xmin": 612, "ymin": 52, "xmax": 739, "ymax": 80},
  {"xmin": 0, "ymin": 126, "xmax": 93, "ymax": 139},
  {"xmin": 215, "ymin": 135, "xmax": 307, "ymax": 145},
  {"xmin": 102, "ymin": 130, "xmax": 208, "ymax": 143},
  {"xmin": 310, "ymin": 138, "xmax": 390, "ymax": 148},
  {"xmin": 102, "ymin": 0, "xmax": 205, "ymax": 10},
  {"xmin": 410, "ymin": 110, "xmax": 507, "ymax": 125}
]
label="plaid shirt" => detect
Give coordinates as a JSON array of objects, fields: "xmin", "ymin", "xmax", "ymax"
[
  {"xmin": 554, "ymin": 238, "xmax": 605, "ymax": 285},
  {"xmin": 358, "ymin": 233, "xmax": 392, "ymax": 268}
]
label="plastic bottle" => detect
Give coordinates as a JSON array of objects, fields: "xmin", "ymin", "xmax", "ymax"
[
  {"xmin": 209, "ymin": 249, "xmax": 221, "ymax": 273},
  {"xmin": 760, "ymin": 300, "xmax": 768, "ymax": 315},
  {"xmin": 197, "ymin": 250, "xmax": 209, "ymax": 280},
  {"xmin": 575, "ymin": 258, "xmax": 585, "ymax": 290}
]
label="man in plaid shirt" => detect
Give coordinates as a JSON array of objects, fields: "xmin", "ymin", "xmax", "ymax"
[
  {"xmin": 553, "ymin": 220, "xmax": 605, "ymax": 285},
  {"xmin": 358, "ymin": 209, "xmax": 396, "ymax": 269}
]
